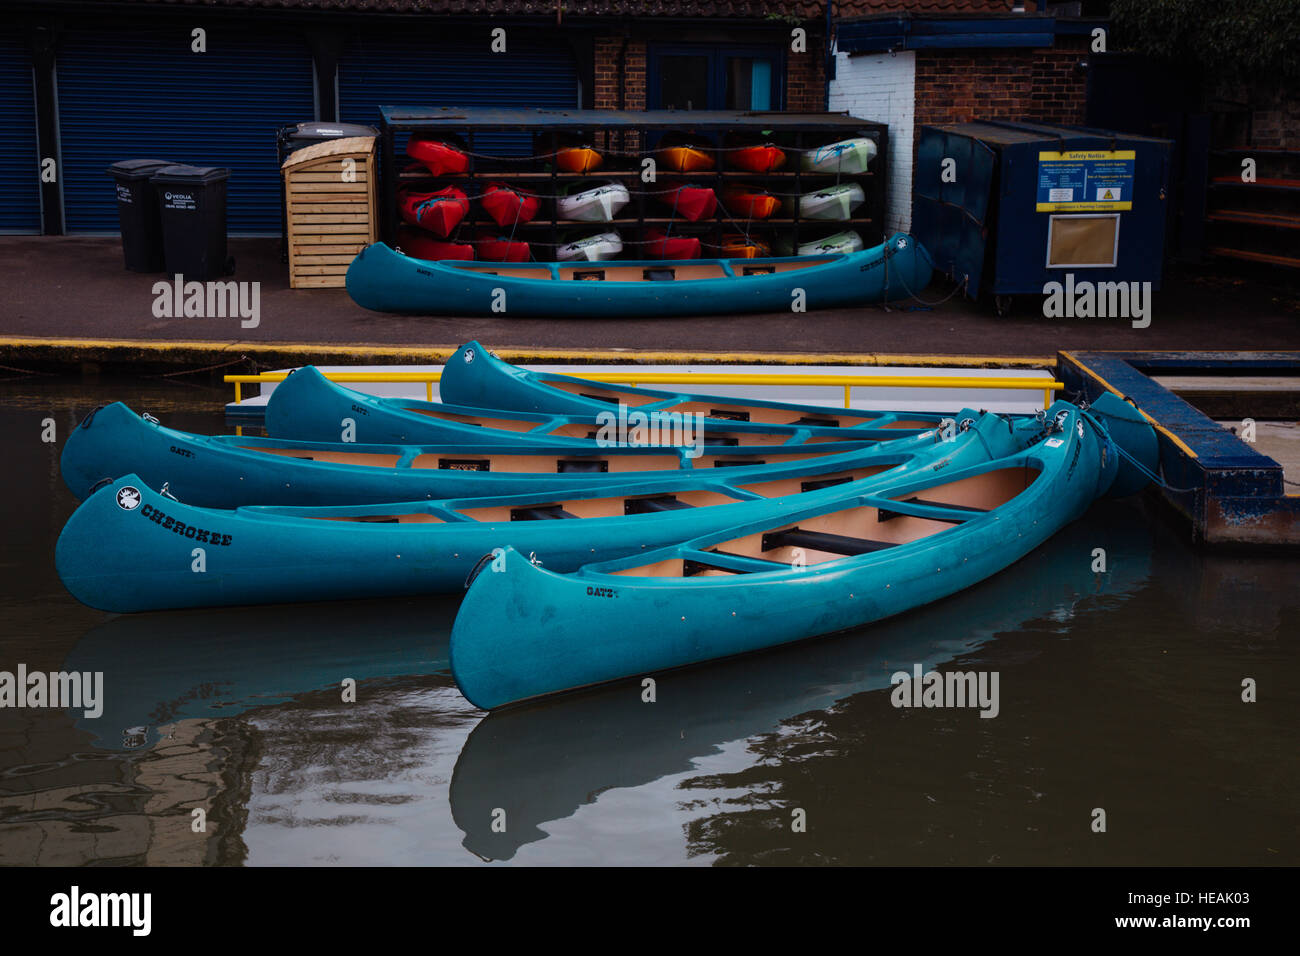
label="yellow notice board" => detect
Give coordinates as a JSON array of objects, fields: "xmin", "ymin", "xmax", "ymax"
[{"xmin": 1036, "ymin": 150, "xmax": 1135, "ymax": 212}]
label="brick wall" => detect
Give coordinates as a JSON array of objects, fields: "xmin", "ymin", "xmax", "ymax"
[
  {"xmin": 828, "ymin": 50, "xmax": 915, "ymax": 233},
  {"xmin": 786, "ymin": 34, "xmax": 826, "ymax": 112},
  {"xmin": 913, "ymin": 37, "xmax": 1089, "ymax": 130}
]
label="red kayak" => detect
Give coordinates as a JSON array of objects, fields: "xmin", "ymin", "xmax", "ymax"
[
  {"xmin": 475, "ymin": 232, "xmax": 531, "ymax": 262},
  {"xmin": 480, "ymin": 182, "xmax": 541, "ymax": 228},
  {"xmin": 396, "ymin": 226, "xmax": 474, "ymax": 261},
  {"xmin": 728, "ymin": 143, "xmax": 786, "ymax": 174},
  {"xmin": 657, "ymin": 183, "xmax": 717, "ymax": 222},
  {"xmin": 644, "ymin": 228, "xmax": 701, "ymax": 260},
  {"xmin": 397, "ymin": 185, "xmax": 469, "ymax": 238},
  {"xmin": 405, "ymin": 137, "xmax": 470, "ymax": 177}
]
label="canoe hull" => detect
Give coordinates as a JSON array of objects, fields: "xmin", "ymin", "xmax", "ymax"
[
  {"xmin": 58, "ymin": 413, "xmax": 1028, "ymax": 612},
  {"xmin": 347, "ymin": 233, "xmax": 934, "ymax": 316},
  {"xmin": 60, "ymin": 401, "xmax": 924, "ymax": 509},
  {"xmin": 449, "ymin": 403, "xmax": 1150, "ymax": 709},
  {"xmin": 438, "ymin": 337, "xmax": 948, "ymax": 428}
]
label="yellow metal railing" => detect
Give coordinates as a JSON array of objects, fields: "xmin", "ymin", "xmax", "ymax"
[{"xmin": 226, "ymin": 370, "xmax": 1063, "ymax": 409}]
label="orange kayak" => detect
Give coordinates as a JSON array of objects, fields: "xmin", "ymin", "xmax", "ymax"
[
  {"xmin": 556, "ymin": 147, "xmax": 603, "ymax": 174},
  {"xmin": 658, "ymin": 145, "xmax": 714, "ymax": 173},
  {"xmin": 720, "ymin": 234, "xmax": 771, "ymax": 258},
  {"xmin": 728, "ymin": 144, "xmax": 786, "ymax": 174},
  {"xmin": 721, "ymin": 185, "xmax": 781, "ymax": 220}
]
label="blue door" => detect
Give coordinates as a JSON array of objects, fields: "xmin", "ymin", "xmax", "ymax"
[
  {"xmin": 0, "ymin": 34, "xmax": 41, "ymax": 233},
  {"xmin": 57, "ymin": 26, "xmax": 315, "ymax": 234}
]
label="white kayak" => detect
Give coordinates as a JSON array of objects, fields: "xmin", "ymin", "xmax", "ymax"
[
  {"xmin": 786, "ymin": 182, "xmax": 865, "ymax": 220},
  {"xmin": 774, "ymin": 229, "xmax": 865, "ymax": 257},
  {"xmin": 801, "ymin": 137, "xmax": 878, "ymax": 174},
  {"xmin": 558, "ymin": 182, "xmax": 630, "ymax": 222},
  {"xmin": 556, "ymin": 231, "xmax": 624, "ymax": 261}
]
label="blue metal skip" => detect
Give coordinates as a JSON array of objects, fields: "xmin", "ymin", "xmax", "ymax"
[{"xmin": 1060, "ymin": 351, "xmax": 1299, "ymax": 546}]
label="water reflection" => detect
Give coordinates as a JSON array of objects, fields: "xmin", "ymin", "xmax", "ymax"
[
  {"xmin": 449, "ymin": 501, "xmax": 1155, "ymax": 862},
  {"xmin": 63, "ymin": 597, "xmax": 456, "ymax": 749}
]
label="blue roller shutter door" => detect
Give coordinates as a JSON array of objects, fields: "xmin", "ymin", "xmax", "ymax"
[
  {"xmin": 57, "ymin": 26, "xmax": 315, "ymax": 234},
  {"xmin": 0, "ymin": 34, "xmax": 41, "ymax": 233},
  {"xmin": 338, "ymin": 33, "xmax": 579, "ymax": 156}
]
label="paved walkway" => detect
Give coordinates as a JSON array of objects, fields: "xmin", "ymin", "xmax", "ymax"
[{"xmin": 3, "ymin": 237, "xmax": 1296, "ymax": 366}]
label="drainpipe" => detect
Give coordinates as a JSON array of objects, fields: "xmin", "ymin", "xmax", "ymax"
[
  {"xmin": 28, "ymin": 23, "xmax": 64, "ymax": 235},
  {"xmin": 824, "ymin": 0, "xmax": 835, "ymax": 109}
]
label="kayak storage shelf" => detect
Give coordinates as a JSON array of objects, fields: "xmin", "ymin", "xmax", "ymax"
[{"xmin": 372, "ymin": 107, "xmax": 889, "ymax": 264}]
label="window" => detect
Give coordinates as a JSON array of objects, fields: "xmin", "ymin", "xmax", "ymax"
[{"xmin": 648, "ymin": 44, "xmax": 782, "ymax": 111}]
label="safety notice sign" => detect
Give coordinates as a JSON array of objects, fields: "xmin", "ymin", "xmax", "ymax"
[{"xmin": 1035, "ymin": 150, "xmax": 1135, "ymax": 212}]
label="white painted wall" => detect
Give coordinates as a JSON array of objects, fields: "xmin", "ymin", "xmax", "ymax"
[{"xmin": 828, "ymin": 48, "xmax": 916, "ymax": 234}]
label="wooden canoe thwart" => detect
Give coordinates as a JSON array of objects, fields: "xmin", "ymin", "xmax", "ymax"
[
  {"xmin": 448, "ymin": 393, "xmax": 1159, "ymax": 710},
  {"xmin": 347, "ymin": 233, "xmax": 934, "ymax": 316}
]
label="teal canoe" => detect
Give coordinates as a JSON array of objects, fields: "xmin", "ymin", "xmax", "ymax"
[
  {"xmin": 61, "ymin": 401, "xmax": 914, "ymax": 508},
  {"xmin": 265, "ymin": 364, "xmax": 943, "ymax": 447},
  {"xmin": 449, "ymin": 393, "xmax": 1158, "ymax": 710},
  {"xmin": 56, "ymin": 409, "xmax": 1033, "ymax": 612},
  {"xmin": 346, "ymin": 233, "xmax": 933, "ymax": 317},
  {"xmin": 438, "ymin": 339, "xmax": 965, "ymax": 430}
]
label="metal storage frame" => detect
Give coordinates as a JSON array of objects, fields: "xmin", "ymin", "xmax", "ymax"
[{"xmin": 374, "ymin": 107, "xmax": 889, "ymax": 260}]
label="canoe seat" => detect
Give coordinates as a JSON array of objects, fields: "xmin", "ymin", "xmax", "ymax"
[
  {"xmin": 701, "ymin": 435, "xmax": 739, "ymax": 446},
  {"xmin": 793, "ymin": 417, "xmax": 840, "ymax": 427},
  {"xmin": 557, "ymin": 459, "xmax": 609, "ymax": 473},
  {"xmin": 878, "ymin": 497, "xmax": 987, "ymax": 524},
  {"xmin": 801, "ymin": 475, "xmax": 853, "ymax": 492},
  {"xmin": 713, "ymin": 458, "xmax": 766, "ymax": 468},
  {"xmin": 761, "ymin": 526, "xmax": 897, "ymax": 556},
  {"xmin": 708, "ymin": 409, "xmax": 750, "ymax": 422},
  {"xmin": 625, "ymin": 494, "xmax": 694, "ymax": 515},
  {"xmin": 683, "ymin": 549, "xmax": 790, "ymax": 576},
  {"xmin": 644, "ymin": 268, "xmax": 676, "ymax": 281},
  {"xmin": 511, "ymin": 504, "xmax": 578, "ymax": 521},
  {"xmin": 579, "ymin": 393, "xmax": 619, "ymax": 404}
]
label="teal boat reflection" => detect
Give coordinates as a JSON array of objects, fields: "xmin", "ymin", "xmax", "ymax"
[
  {"xmin": 62, "ymin": 597, "xmax": 456, "ymax": 749},
  {"xmin": 448, "ymin": 503, "xmax": 1154, "ymax": 861}
]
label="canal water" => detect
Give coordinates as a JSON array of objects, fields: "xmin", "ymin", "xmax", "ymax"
[{"xmin": 1, "ymin": 377, "xmax": 1296, "ymax": 866}]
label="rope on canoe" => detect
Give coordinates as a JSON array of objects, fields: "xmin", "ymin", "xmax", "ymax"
[{"xmin": 1079, "ymin": 409, "xmax": 1202, "ymax": 494}]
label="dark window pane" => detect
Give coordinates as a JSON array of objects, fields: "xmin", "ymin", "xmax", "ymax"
[{"xmin": 660, "ymin": 55, "xmax": 710, "ymax": 110}]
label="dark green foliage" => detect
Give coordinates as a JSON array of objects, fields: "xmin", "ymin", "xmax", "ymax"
[{"xmin": 1110, "ymin": 0, "xmax": 1300, "ymax": 81}]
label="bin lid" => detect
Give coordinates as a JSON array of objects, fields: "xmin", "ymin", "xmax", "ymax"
[
  {"xmin": 106, "ymin": 159, "xmax": 177, "ymax": 180},
  {"xmin": 150, "ymin": 165, "xmax": 232, "ymax": 184},
  {"xmin": 286, "ymin": 122, "xmax": 378, "ymax": 142}
]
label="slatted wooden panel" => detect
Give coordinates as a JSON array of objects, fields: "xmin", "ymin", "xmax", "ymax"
[{"xmin": 283, "ymin": 136, "xmax": 377, "ymax": 289}]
